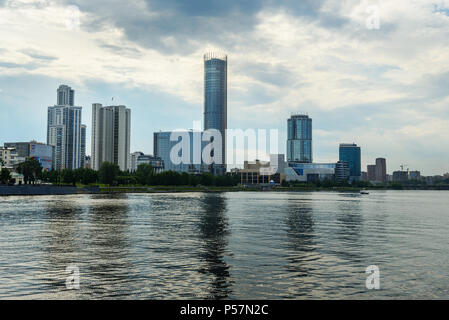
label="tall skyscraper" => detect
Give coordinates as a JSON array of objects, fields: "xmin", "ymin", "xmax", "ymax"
[
  {"xmin": 91, "ymin": 104, "xmax": 131, "ymax": 171},
  {"xmin": 204, "ymin": 52, "xmax": 227, "ymax": 175},
  {"xmin": 80, "ymin": 124, "xmax": 86, "ymax": 168},
  {"xmin": 287, "ymin": 114, "xmax": 312, "ymax": 163},
  {"xmin": 57, "ymin": 85, "xmax": 74, "ymax": 106},
  {"xmin": 47, "ymin": 85, "xmax": 83, "ymax": 170},
  {"xmin": 339, "ymin": 143, "xmax": 361, "ymax": 181},
  {"xmin": 375, "ymin": 158, "xmax": 387, "ymax": 183}
]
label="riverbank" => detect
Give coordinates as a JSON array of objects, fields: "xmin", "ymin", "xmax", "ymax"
[
  {"xmin": 2, "ymin": 184, "xmax": 448, "ymax": 196},
  {"xmin": 1, "ymin": 184, "xmax": 363, "ymax": 195}
]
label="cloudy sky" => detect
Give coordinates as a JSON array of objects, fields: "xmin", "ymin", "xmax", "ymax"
[{"xmin": 0, "ymin": 0, "xmax": 448, "ymax": 174}]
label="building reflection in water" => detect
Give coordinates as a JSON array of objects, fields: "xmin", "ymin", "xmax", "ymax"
[
  {"xmin": 197, "ymin": 193, "xmax": 232, "ymax": 299},
  {"xmin": 284, "ymin": 199, "xmax": 317, "ymax": 289},
  {"xmin": 43, "ymin": 197, "xmax": 84, "ymax": 292},
  {"xmin": 335, "ymin": 194, "xmax": 364, "ymax": 263},
  {"xmin": 85, "ymin": 194, "xmax": 133, "ymax": 297}
]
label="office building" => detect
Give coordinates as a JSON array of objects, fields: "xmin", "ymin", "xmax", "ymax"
[
  {"xmin": 91, "ymin": 104, "xmax": 131, "ymax": 171},
  {"xmin": 287, "ymin": 114, "xmax": 312, "ymax": 163},
  {"xmin": 204, "ymin": 52, "xmax": 227, "ymax": 175},
  {"xmin": 4, "ymin": 142, "xmax": 53, "ymax": 171},
  {"xmin": 409, "ymin": 171, "xmax": 421, "ymax": 180},
  {"xmin": 153, "ymin": 130, "xmax": 209, "ymax": 174},
  {"xmin": 335, "ymin": 161, "xmax": 350, "ymax": 182},
  {"xmin": 375, "ymin": 158, "xmax": 387, "ymax": 183},
  {"xmin": 339, "ymin": 143, "xmax": 361, "ymax": 181},
  {"xmin": 285, "ymin": 163, "xmax": 336, "ymax": 182},
  {"xmin": 47, "ymin": 85, "xmax": 84, "ymax": 170}
]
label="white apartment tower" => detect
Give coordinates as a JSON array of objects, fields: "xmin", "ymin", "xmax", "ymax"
[
  {"xmin": 47, "ymin": 85, "xmax": 84, "ymax": 170},
  {"xmin": 91, "ymin": 104, "xmax": 131, "ymax": 171}
]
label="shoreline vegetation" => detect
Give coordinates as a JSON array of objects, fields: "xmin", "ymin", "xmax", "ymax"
[{"xmin": 2, "ymin": 159, "xmax": 449, "ymax": 195}]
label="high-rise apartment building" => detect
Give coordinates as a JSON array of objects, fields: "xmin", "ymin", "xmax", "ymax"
[
  {"xmin": 367, "ymin": 164, "xmax": 377, "ymax": 181},
  {"xmin": 204, "ymin": 52, "xmax": 227, "ymax": 175},
  {"xmin": 287, "ymin": 114, "xmax": 312, "ymax": 163},
  {"xmin": 47, "ymin": 85, "xmax": 84, "ymax": 170},
  {"xmin": 375, "ymin": 158, "xmax": 387, "ymax": 183},
  {"xmin": 339, "ymin": 143, "xmax": 361, "ymax": 181},
  {"xmin": 80, "ymin": 125, "xmax": 86, "ymax": 168},
  {"xmin": 57, "ymin": 85, "xmax": 74, "ymax": 106},
  {"xmin": 91, "ymin": 104, "xmax": 131, "ymax": 171}
]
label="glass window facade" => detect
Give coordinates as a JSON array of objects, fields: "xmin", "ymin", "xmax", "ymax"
[
  {"xmin": 339, "ymin": 144, "xmax": 361, "ymax": 178},
  {"xmin": 287, "ymin": 115, "xmax": 312, "ymax": 163},
  {"xmin": 204, "ymin": 53, "xmax": 227, "ymax": 173}
]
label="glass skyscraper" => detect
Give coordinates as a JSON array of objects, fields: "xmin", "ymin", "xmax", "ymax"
[
  {"xmin": 287, "ymin": 114, "xmax": 312, "ymax": 163},
  {"xmin": 339, "ymin": 143, "xmax": 361, "ymax": 180},
  {"xmin": 204, "ymin": 52, "xmax": 227, "ymax": 174}
]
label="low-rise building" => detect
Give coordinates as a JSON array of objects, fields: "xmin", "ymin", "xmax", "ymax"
[
  {"xmin": 130, "ymin": 151, "xmax": 164, "ymax": 173},
  {"xmin": 285, "ymin": 163, "xmax": 336, "ymax": 182},
  {"xmin": 393, "ymin": 171, "xmax": 409, "ymax": 182},
  {"xmin": 0, "ymin": 147, "xmax": 25, "ymax": 168},
  {"xmin": 4, "ymin": 141, "xmax": 53, "ymax": 171}
]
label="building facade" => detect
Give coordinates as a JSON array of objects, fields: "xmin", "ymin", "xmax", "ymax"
[
  {"xmin": 91, "ymin": 104, "xmax": 131, "ymax": 171},
  {"xmin": 0, "ymin": 147, "xmax": 24, "ymax": 168},
  {"xmin": 393, "ymin": 171, "xmax": 409, "ymax": 182},
  {"xmin": 375, "ymin": 158, "xmax": 387, "ymax": 183},
  {"xmin": 153, "ymin": 130, "xmax": 210, "ymax": 174},
  {"xmin": 339, "ymin": 143, "xmax": 361, "ymax": 181},
  {"xmin": 285, "ymin": 163, "xmax": 336, "ymax": 182},
  {"xmin": 80, "ymin": 124, "xmax": 86, "ymax": 168},
  {"xmin": 335, "ymin": 161, "xmax": 350, "ymax": 182},
  {"xmin": 204, "ymin": 52, "xmax": 227, "ymax": 175},
  {"xmin": 57, "ymin": 85, "xmax": 74, "ymax": 106},
  {"xmin": 47, "ymin": 85, "xmax": 84, "ymax": 170},
  {"xmin": 130, "ymin": 152, "xmax": 164, "ymax": 173},
  {"xmin": 367, "ymin": 164, "xmax": 377, "ymax": 181},
  {"xmin": 287, "ymin": 114, "xmax": 312, "ymax": 163}
]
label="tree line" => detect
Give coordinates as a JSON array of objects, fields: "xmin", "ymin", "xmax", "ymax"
[{"xmin": 43, "ymin": 162, "xmax": 239, "ymax": 187}]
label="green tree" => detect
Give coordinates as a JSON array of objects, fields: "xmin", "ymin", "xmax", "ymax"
[
  {"xmin": 99, "ymin": 162, "xmax": 120, "ymax": 185},
  {"xmin": 135, "ymin": 163, "xmax": 154, "ymax": 185},
  {"xmin": 16, "ymin": 157, "xmax": 43, "ymax": 185},
  {"xmin": 61, "ymin": 169, "xmax": 77, "ymax": 186},
  {"xmin": 0, "ymin": 168, "xmax": 12, "ymax": 184},
  {"xmin": 81, "ymin": 168, "xmax": 98, "ymax": 185}
]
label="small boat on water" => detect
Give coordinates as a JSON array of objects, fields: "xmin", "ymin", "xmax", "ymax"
[{"xmin": 360, "ymin": 191, "xmax": 369, "ymax": 195}]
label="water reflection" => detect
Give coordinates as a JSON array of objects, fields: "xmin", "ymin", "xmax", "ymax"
[
  {"xmin": 85, "ymin": 194, "xmax": 133, "ymax": 297},
  {"xmin": 43, "ymin": 198, "xmax": 84, "ymax": 291},
  {"xmin": 284, "ymin": 199, "xmax": 317, "ymax": 297},
  {"xmin": 335, "ymin": 195, "xmax": 364, "ymax": 262},
  {"xmin": 197, "ymin": 194, "xmax": 232, "ymax": 299}
]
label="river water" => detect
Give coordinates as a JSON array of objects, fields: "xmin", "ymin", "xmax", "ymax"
[{"xmin": 0, "ymin": 191, "xmax": 448, "ymax": 299}]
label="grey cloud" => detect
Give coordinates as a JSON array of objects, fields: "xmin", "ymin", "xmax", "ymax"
[
  {"xmin": 0, "ymin": 61, "xmax": 39, "ymax": 70},
  {"xmin": 20, "ymin": 49, "xmax": 58, "ymax": 61},
  {"xmin": 63, "ymin": 0, "xmax": 347, "ymax": 54},
  {"xmin": 237, "ymin": 62, "xmax": 296, "ymax": 87}
]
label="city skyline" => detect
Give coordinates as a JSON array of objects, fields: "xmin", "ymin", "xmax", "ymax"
[{"xmin": 1, "ymin": 1, "xmax": 449, "ymax": 175}]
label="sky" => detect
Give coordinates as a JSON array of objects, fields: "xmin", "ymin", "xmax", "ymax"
[{"xmin": 0, "ymin": 0, "xmax": 448, "ymax": 175}]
